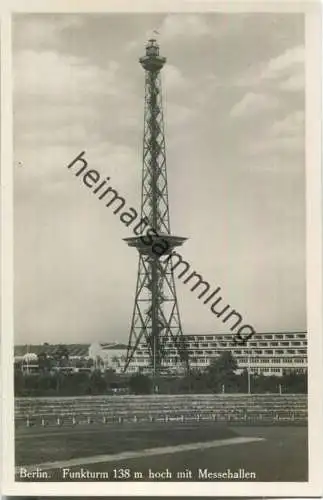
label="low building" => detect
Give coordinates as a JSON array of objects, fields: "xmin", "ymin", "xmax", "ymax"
[
  {"xmin": 14, "ymin": 343, "xmax": 90, "ymax": 361},
  {"xmin": 88, "ymin": 341, "xmax": 127, "ymax": 372}
]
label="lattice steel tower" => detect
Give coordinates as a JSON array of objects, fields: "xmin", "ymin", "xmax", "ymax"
[{"xmin": 123, "ymin": 39, "xmax": 189, "ymax": 376}]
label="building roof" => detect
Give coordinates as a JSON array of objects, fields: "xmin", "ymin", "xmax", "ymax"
[
  {"xmin": 14, "ymin": 344, "xmax": 90, "ymax": 357},
  {"xmin": 100, "ymin": 342, "xmax": 128, "ymax": 350},
  {"xmin": 14, "ymin": 332, "xmax": 306, "ymax": 358}
]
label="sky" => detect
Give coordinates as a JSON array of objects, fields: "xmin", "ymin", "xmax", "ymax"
[{"xmin": 13, "ymin": 12, "xmax": 306, "ymax": 345}]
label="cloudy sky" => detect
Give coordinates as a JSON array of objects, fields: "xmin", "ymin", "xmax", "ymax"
[{"xmin": 13, "ymin": 12, "xmax": 305, "ymax": 345}]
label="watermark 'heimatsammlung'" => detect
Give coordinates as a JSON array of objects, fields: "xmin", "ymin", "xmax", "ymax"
[{"xmin": 66, "ymin": 151, "xmax": 255, "ymax": 345}]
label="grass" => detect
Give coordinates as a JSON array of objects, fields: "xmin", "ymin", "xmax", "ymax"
[
  {"xmin": 16, "ymin": 421, "xmax": 236, "ymax": 466},
  {"xmin": 15, "ymin": 424, "xmax": 308, "ymax": 482}
]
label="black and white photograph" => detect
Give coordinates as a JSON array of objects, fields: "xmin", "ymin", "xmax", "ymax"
[{"xmin": 1, "ymin": 1, "xmax": 323, "ymax": 497}]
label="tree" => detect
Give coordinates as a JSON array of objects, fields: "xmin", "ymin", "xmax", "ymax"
[
  {"xmin": 53, "ymin": 345, "xmax": 69, "ymax": 368},
  {"xmin": 128, "ymin": 373, "xmax": 152, "ymax": 394},
  {"xmin": 14, "ymin": 370, "xmax": 25, "ymax": 396},
  {"xmin": 92, "ymin": 355, "xmax": 104, "ymax": 371},
  {"xmin": 205, "ymin": 351, "xmax": 238, "ymax": 393},
  {"xmin": 111, "ymin": 355, "xmax": 121, "ymax": 371},
  {"xmin": 88, "ymin": 370, "xmax": 107, "ymax": 394},
  {"xmin": 37, "ymin": 351, "xmax": 53, "ymax": 373},
  {"xmin": 86, "ymin": 358, "xmax": 94, "ymax": 369},
  {"xmin": 282, "ymin": 372, "xmax": 307, "ymax": 393}
]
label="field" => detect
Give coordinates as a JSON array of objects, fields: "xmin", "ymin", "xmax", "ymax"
[{"xmin": 15, "ymin": 422, "xmax": 308, "ymax": 482}]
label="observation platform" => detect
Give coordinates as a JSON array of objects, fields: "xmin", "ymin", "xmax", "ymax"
[
  {"xmin": 139, "ymin": 38, "xmax": 166, "ymax": 72},
  {"xmin": 124, "ymin": 233, "xmax": 187, "ymax": 256}
]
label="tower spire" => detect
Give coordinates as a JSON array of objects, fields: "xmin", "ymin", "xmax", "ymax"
[{"xmin": 123, "ymin": 39, "xmax": 189, "ymax": 377}]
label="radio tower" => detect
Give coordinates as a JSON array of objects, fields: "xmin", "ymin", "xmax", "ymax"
[{"xmin": 123, "ymin": 39, "xmax": 189, "ymax": 376}]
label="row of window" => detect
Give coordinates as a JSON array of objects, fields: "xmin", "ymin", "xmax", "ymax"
[
  {"xmin": 141, "ymin": 339, "xmax": 307, "ymax": 352},
  {"xmin": 186, "ymin": 349, "xmax": 306, "ymax": 355},
  {"xmin": 239, "ymin": 358, "xmax": 307, "ymax": 364},
  {"xmin": 139, "ymin": 334, "xmax": 307, "ymax": 347},
  {"xmin": 183, "ymin": 333, "xmax": 306, "ymax": 341},
  {"xmin": 260, "ymin": 368, "xmax": 282, "ymax": 373},
  {"xmin": 133, "ymin": 357, "xmax": 307, "ymax": 365},
  {"xmin": 140, "ymin": 341, "xmax": 307, "ymax": 348},
  {"xmin": 184, "ymin": 341, "xmax": 307, "ymax": 348},
  {"xmin": 250, "ymin": 367, "xmax": 306, "ymax": 373},
  {"xmin": 136, "ymin": 349, "xmax": 307, "ymax": 357}
]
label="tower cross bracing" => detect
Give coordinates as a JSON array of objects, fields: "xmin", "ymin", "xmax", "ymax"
[{"xmin": 123, "ymin": 39, "xmax": 189, "ymax": 376}]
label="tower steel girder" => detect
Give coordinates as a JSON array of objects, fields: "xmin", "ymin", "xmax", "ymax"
[{"xmin": 124, "ymin": 39, "xmax": 189, "ymax": 376}]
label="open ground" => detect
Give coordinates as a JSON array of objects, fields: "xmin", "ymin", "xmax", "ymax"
[{"xmin": 15, "ymin": 422, "xmax": 307, "ymax": 482}]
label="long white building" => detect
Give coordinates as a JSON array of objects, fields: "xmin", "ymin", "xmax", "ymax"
[
  {"xmin": 15, "ymin": 331, "xmax": 307, "ymax": 377},
  {"xmin": 125, "ymin": 331, "xmax": 307, "ymax": 376}
]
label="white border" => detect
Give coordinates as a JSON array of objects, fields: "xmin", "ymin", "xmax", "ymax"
[
  {"xmin": 1, "ymin": 7, "xmax": 15, "ymax": 496},
  {"xmin": 306, "ymin": 0, "xmax": 323, "ymax": 493},
  {"xmin": 1, "ymin": 0, "xmax": 322, "ymax": 497}
]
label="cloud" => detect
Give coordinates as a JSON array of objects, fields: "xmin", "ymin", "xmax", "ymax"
[
  {"xmin": 124, "ymin": 15, "xmax": 210, "ymax": 56},
  {"xmin": 247, "ymin": 135, "xmax": 304, "ymax": 157},
  {"xmin": 260, "ymin": 45, "xmax": 305, "ymax": 93},
  {"xmin": 18, "ymin": 123, "xmax": 101, "ymax": 146},
  {"xmin": 15, "ymin": 102, "xmax": 98, "ymax": 128},
  {"xmin": 279, "ymin": 73, "xmax": 304, "ymax": 91},
  {"xmin": 270, "ymin": 111, "xmax": 304, "ymax": 137},
  {"xmin": 13, "ymin": 14, "xmax": 306, "ymax": 343},
  {"xmin": 233, "ymin": 45, "xmax": 305, "ymax": 93},
  {"xmin": 165, "ymin": 103, "xmax": 194, "ymax": 127},
  {"xmin": 13, "ymin": 15, "xmax": 83, "ymax": 49},
  {"xmin": 14, "ymin": 140, "xmax": 139, "ymax": 202},
  {"xmin": 13, "ymin": 48, "xmax": 123, "ymax": 171},
  {"xmin": 245, "ymin": 111, "xmax": 304, "ymax": 157},
  {"xmin": 160, "ymin": 15, "xmax": 210, "ymax": 40},
  {"xmin": 14, "ymin": 50, "xmax": 119, "ymax": 101},
  {"xmin": 163, "ymin": 64, "xmax": 187, "ymax": 90},
  {"xmin": 262, "ymin": 45, "xmax": 304, "ymax": 81},
  {"xmin": 230, "ymin": 92, "xmax": 279, "ymax": 118},
  {"xmin": 228, "ymin": 45, "xmax": 305, "ymax": 159}
]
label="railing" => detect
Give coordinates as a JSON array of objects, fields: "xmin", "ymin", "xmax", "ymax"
[{"xmin": 15, "ymin": 394, "xmax": 307, "ymax": 428}]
